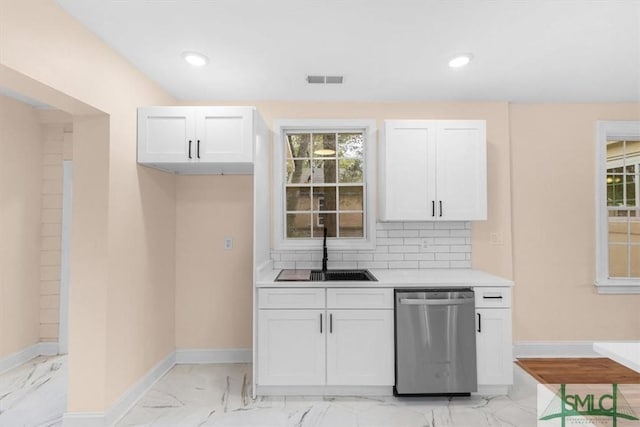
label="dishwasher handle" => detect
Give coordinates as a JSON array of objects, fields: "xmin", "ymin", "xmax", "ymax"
[{"xmin": 399, "ymin": 298, "xmax": 474, "ymax": 306}]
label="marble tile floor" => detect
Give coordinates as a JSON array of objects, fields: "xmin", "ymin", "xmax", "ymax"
[
  {"xmin": 0, "ymin": 356, "xmax": 538, "ymax": 427},
  {"xmin": 0, "ymin": 355, "xmax": 66, "ymax": 427}
]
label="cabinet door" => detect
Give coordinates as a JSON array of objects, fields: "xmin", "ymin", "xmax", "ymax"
[
  {"xmin": 436, "ymin": 121, "xmax": 487, "ymax": 220},
  {"xmin": 258, "ymin": 310, "xmax": 325, "ymax": 386},
  {"xmin": 326, "ymin": 310, "xmax": 394, "ymax": 386},
  {"xmin": 476, "ymin": 308, "xmax": 513, "ymax": 385},
  {"xmin": 380, "ymin": 120, "xmax": 437, "ymax": 221},
  {"xmin": 137, "ymin": 107, "xmax": 195, "ymax": 163},
  {"xmin": 195, "ymin": 107, "xmax": 253, "ymax": 163}
]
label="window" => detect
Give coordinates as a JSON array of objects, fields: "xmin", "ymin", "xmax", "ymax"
[
  {"xmin": 596, "ymin": 121, "xmax": 640, "ymax": 294},
  {"xmin": 274, "ymin": 120, "xmax": 376, "ymax": 250}
]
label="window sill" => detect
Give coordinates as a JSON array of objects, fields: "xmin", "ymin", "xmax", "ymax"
[{"xmin": 595, "ymin": 280, "xmax": 640, "ymax": 295}]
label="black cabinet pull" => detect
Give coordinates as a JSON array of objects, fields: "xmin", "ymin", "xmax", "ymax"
[
  {"xmin": 197, "ymin": 139, "xmax": 201, "ymax": 159},
  {"xmin": 483, "ymin": 296, "xmax": 503, "ymax": 299},
  {"xmin": 320, "ymin": 313, "xmax": 323, "ymax": 334},
  {"xmin": 477, "ymin": 313, "xmax": 481, "ymax": 333},
  {"xmin": 329, "ymin": 313, "xmax": 333, "ymax": 333},
  {"xmin": 439, "ymin": 201, "xmax": 443, "ymax": 217},
  {"xmin": 188, "ymin": 140, "xmax": 192, "ymax": 159},
  {"xmin": 432, "ymin": 201, "xmax": 435, "ymax": 217}
]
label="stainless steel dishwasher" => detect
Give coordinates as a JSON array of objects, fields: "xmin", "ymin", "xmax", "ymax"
[{"xmin": 394, "ymin": 288, "xmax": 477, "ymax": 396}]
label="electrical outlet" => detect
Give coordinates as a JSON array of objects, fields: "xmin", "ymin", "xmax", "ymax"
[
  {"xmin": 489, "ymin": 232, "xmax": 503, "ymax": 245},
  {"xmin": 421, "ymin": 238, "xmax": 430, "ymax": 249},
  {"xmin": 224, "ymin": 237, "xmax": 233, "ymax": 250}
]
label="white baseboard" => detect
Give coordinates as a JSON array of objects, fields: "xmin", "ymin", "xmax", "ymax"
[
  {"xmin": 61, "ymin": 412, "xmax": 105, "ymax": 427},
  {"xmin": 513, "ymin": 341, "xmax": 599, "ymax": 358},
  {"xmin": 104, "ymin": 351, "xmax": 175, "ymax": 426},
  {"xmin": 175, "ymin": 348, "xmax": 252, "ymax": 364},
  {"xmin": 62, "ymin": 351, "xmax": 175, "ymax": 427},
  {"xmin": 63, "ymin": 348, "xmax": 249, "ymax": 426},
  {"xmin": 0, "ymin": 342, "xmax": 60, "ymax": 374},
  {"xmin": 40, "ymin": 341, "xmax": 59, "ymax": 356}
]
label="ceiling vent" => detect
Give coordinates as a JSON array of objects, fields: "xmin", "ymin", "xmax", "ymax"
[{"xmin": 307, "ymin": 75, "xmax": 344, "ymax": 84}]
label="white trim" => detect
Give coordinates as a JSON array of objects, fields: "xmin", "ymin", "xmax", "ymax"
[
  {"xmin": 0, "ymin": 342, "xmax": 60, "ymax": 374},
  {"xmin": 62, "ymin": 351, "xmax": 175, "ymax": 427},
  {"xmin": 62, "ymin": 412, "xmax": 105, "ymax": 427},
  {"xmin": 175, "ymin": 348, "xmax": 252, "ymax": 364},
  {"xmin": 256, "ymin": 385, "xmax": 392, "ymax": 396},
  {"xmin": 61, "ymin": 348, "xmax": 250, "ymax": 426},
  {"xmin": 595, "ymin": 121, "xmax": 640, "ymax": 293},
  {"xmin": 513, "ymin": 341, "xmax": 600, "ymax": 358},
  {"xmin": 0, "ymin": 343, "xmax": 40, "ymax": 374},
  {"xmin": 59, "ymin": 160, "xmax": 72, "ymax": 355},
  {"xmin": 39, "ymin": 341, "xmax": 59, "ymax": 356},
  {"xmin": 272, "ymin": 119, "xmax": 377, "ymax": 251}
]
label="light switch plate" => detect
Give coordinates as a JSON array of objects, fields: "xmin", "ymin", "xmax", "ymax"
[{"xmin": 224, "ymin": 237, "xmax": 233, "ymax": 250}]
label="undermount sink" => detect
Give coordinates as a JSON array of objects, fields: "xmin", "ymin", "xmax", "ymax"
[
  {"xmin": 273, "ymin": 269, "xmax": 377, "ymax": 282},
  {"xmin": 310, "ymin": 269, "xmax": 377, "ymax": 281}
]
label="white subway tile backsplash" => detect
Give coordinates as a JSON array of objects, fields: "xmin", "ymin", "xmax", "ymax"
[
  {"xmin": 271, "ymin": 221, "xmax": 472, "ymax": 270},
  {"xmin": 327, "ymin": 261, "xmax": 358, "ymax": 269},
  {"xmin": 357, "ymin": 261, "xmax": 389, "ymax": 269},
  {"xmin": 404, "ymin": 253, "xmax": 436, "ymax": 261},
  {"xmin": 419, "ymin": 229, "xmax": 451, "ymax": 237},
  {"xmin": 420, "ymin": 245, "xmax": 451, "ymax": 253},
  {"xmin": 296, "ymin": 261, "xmax": 320, "ymax": 269},
  {"xmin": 389, "ymin": 245, "xmax": 414, "ymax": 253},
  {"xmin": 419, "ymin": 260, "xmax": 451, "ymax": 268},
  {"xmin": 376, "ymin": 222, "xmax": 404, "ymax": 230},
  {"xmin": 343, "ymin": 253, "xmax": 373, "ymax": 261},
  {"xmin": 451, "ymin": 260, "xmax": 472, "ymax": 268},
  {"xmin": 376, "ymin": 230, "xmax": 389, "ymax": 238},
  {"xmin": 435, "ymin": 252, "xmax": 467, "ymax": 261},
  {"xmin": 388, "ymin": 229, "xmax": 420, "ymax": 238},
  {"xmin": 273, "ymin": 261, "xmax": 295, "ymax": 269},
  {"xmin": 403, "ymin": 238, "xmax": 422, "ymax": 245},
  {"xmin": 403, "ymin": 222, "xmax": 435, "ymax": 230},
  {"xmin": 451, "ymin": 229, "xmax": 472, "ymax": 237},
  {"xmin": 435, "ymin": 237, "xmax": 467, "ymax": 245},
  {"xmin": 389, "ymin": 261, "xmax": 419, "ymax": 269},
  {"xmin": 435, "ymin": 221, "xmax": 468, "ymax": 230},
  {"xmin": 281, "ymin": 252, "xmax": 312, "ymax": 261},
  {"xmin": 377, "ymin": 237, "xmax": 404, "ymax": 245},
  {"xmin": 374, "ymin": 253, "xmax": 405, "ymax": 261}
]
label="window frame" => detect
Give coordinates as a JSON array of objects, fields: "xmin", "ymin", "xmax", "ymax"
[
  {"xmin": 595, "ymin": 120, "xmax": 640, "ymax": 294},
  {"xmin": 273, "ymin": 119, "xmax": 377, "ymax": 251}
]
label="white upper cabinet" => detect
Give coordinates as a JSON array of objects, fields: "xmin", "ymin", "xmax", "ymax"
[
  {"xmin": 380, "ymin": 120, "xmax": 487, "ymax": 221},
  {"xmin": 137, "ymin": 106, "xmax": 261, "ymax": 174}
]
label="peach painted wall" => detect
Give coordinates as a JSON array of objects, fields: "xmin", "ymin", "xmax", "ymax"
[
  {"xmin": 175, "ymin": 176, "xmax": 254, "ymax": 349},
  {"xmin": 0, "ymin": 0, "xmax": 176, "ymax": 412},
  {"xmin": 0, "ymin": 94, "xmax": 43, "ymax": 359},
  {"xmin": 510, "ymin": 103, "xmax": 640, "ymax": 341}
]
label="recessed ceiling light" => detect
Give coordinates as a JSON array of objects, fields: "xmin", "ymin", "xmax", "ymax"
[
  {"xmin": 448, "ymin": 54, "xmax": 473, "ymax": 68},
  {"xmin": 182, "ymin": 51, "xmax": 209, "ymax": 67}
]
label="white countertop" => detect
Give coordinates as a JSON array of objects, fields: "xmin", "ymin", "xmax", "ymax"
[
  {"xmin": 256, "ymin": 268, "xmax": 513, "ymax": 288},
  {"xmin": 593, "ymin": 342, "xmax": 640, "ymax": 373}
]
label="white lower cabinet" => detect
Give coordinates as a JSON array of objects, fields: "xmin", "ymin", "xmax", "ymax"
[
  {"xmin": 257, "ymin": 286, "xmax": 513, "ymax": 393},
  {"xmin": 257, "ymin": 309, "xmax": 325, "ymax": 386},
  {"xmin": 475, "ymin": 287, "xmax": 513, "ymax": 387},
  {"xmin": 326, "ymin": 309, "xmax": 394, "ymax": 386},
  {"xmin": 257, "ymin": 288, "xmax": 394, "ymax": 388}
]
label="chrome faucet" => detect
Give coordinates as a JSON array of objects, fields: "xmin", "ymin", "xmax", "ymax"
[{"xmin": 322, "ymin": 227, "xmax": 328, "ymax": 273}]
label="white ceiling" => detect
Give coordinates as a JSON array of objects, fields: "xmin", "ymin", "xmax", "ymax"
[{"xmin": 54, "ymin": 0, "xmax": 640, "ymax": 103}]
